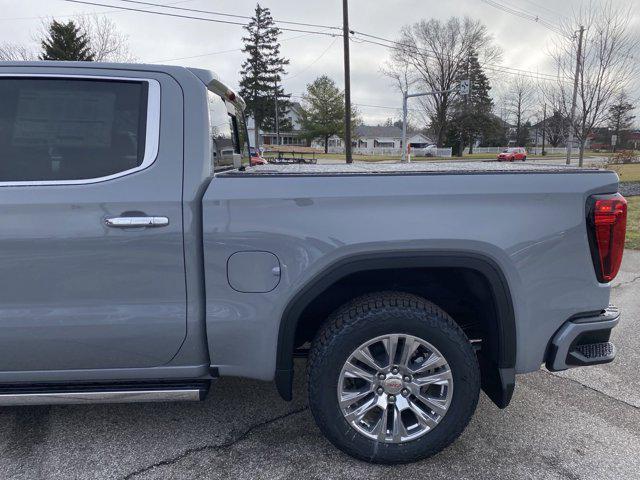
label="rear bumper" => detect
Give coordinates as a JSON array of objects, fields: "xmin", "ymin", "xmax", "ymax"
[{"xmin": 546, "ymin": 306, "xmax": 619, "ymax": 372}]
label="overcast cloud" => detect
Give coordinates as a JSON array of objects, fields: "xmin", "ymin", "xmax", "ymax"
[{"xmin": 1, "ymin": 0, "xmax": 638, "ymax": 125}]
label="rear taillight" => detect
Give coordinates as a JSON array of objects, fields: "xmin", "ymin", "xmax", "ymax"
[{"xmin": 587, "ymin": 193, "xmax": 627, "ymax": 283}]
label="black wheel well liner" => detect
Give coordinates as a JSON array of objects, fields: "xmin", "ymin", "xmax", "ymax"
[{"xmin": 275, "ymin": 251, "xmax": 516, "ymax": 405}]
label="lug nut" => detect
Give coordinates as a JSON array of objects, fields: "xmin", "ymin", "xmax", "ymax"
[
  {"xmin": 391, "ymin": 367, "xmax": 399, "ymax": 374},
  {"xmin": 376, "ymin": 387, "xmax": 384, "ymax": 395},
  {"xmin": 403, "ymin": 375, "xmax": 411, "ymax": 382},
  {"xmin": 388, "ymin": 395, "xmax": 396, "ymax": 402},
  {"xmin": 378, "ymin": 373, "xmax": 386, "ymax": 380},
  {"xmin": 401, "ymin": 388, "xmax": 409, "ymax": 397}
]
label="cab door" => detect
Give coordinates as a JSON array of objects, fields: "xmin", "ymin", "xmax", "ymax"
[{"xmin": 0, "ymin": 70, "xmax": 186, "ymax": 371}]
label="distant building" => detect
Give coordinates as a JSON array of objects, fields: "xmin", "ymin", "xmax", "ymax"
[
  {"xmin": 246, "ymin": 102, "xmax": 306, "ymax": 148},
  {"xmin": 314, "ymin": 125, "xmax": 433, "ymax": 152},
  {"xmin": 626, "ymin": 130, "xmax": 640, "ymax": 150}
]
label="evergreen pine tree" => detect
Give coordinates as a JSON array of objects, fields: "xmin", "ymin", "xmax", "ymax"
[
  {"xmin": 239, "ymin": 4, "xmax": 290, "ymax": 147},
  {"xmin": 300, "ymin": 76, "xmax": 344, "ymax": 153},
  {"xmin": 446, "ymin": 50, "xmax": 493, "ymax": 155},
  {"xmin": 40, "ymin": 20, "xmax": 94, "ymax": 61},
  {"xmin": 608, "ymin": 91, "xmax": 635, "ymax": 151}
]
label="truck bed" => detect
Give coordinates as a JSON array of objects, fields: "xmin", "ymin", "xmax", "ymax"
[{"xmin": 220, "ymin": 161, "xmax": 607, "ymax": 177}]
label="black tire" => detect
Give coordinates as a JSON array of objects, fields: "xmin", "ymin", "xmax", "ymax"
[
  {"xmin": 308, "ymin": 291, "xmax": 480, "ymax": 464},
  {"xmin": 522, "ymin": 156, "xmax": 527, "ymax": 161}
]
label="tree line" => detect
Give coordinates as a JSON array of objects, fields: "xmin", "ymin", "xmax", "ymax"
[
  {"xmin": 3, "ymin": 2, "xmax": 637, "ymax": 161},
  {"xmin": 384, "ymin": 0, "xmax": 638, "ymax": 161}
]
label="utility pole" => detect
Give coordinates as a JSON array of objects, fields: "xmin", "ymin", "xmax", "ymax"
[
  {"xmin": 342, "ymin": 0, "xmax": 352, "ymax": 163},
  {"xmin": 541, "ymin": 103, "xmax": 546, "ymax": 156},
  {"xmin": 565, "ymin": 25, "xmax": 584, "ymax": 166},
  {"xmin": 274, "ymin": 80, "xmax": 280, "ymax": 147}
]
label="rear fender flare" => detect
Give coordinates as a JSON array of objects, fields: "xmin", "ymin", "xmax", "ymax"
[{"xmin": 274, "ymin": 251, "xmax": 516, "ymax": 402}]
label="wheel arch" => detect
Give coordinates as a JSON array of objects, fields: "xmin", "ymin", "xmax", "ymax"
[{"xmin": 275, "ymin": 251, "xmax": 516, "ymax": 407}]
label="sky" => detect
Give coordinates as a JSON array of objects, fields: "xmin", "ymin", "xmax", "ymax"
[{"xmin": 1, "ymin": 0, "xmax": 638, "ymax": 126}]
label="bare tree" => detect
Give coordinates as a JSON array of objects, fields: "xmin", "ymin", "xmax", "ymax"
[
  {"xmin": 74, "ymin": 15, "xmax": 136, "ymax": 62},
  {"xmin": 549, "ymin": 0, "xmax": 640, "ymax": 165},
  {"xmin": 384, "ymin": 17, "xmax": 501, "ymax": 146},
  {"xmin": 503, "ymin": 76, "xmax": 536, "ymax": 145},
  {"xmin": 379, "ymin": 59, "xmax": 426, "ymax": 130},
  {"xmin": 0, "ymin": 43, "xmax": 36, "ymax": 61},
  {"xmin": 31, "ymin": 15, "xmax": 135, "ymax": 62}
]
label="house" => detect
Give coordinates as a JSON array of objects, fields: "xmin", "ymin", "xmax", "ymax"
[
  {"xmin": 246, "ymin": 102, "xmax": 306, "ymax": 148},
  {"xmin": 313, "ymin": 125, "xmax": 433, "ymax": 153},
  {"xmin": 626, "ymin": 130, "xmax": 640, "ymax": 150}
]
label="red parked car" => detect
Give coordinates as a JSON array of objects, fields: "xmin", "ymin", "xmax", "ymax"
[
  {"xmin": 249, "ymin": 147, "xmax": 267, "ymax": 166},
  {"xmin": 497, "ymin": 147, "xmax": 527, "ymax": 161}
]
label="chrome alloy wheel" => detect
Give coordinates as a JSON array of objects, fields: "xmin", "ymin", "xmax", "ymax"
[{"xmin": 337, "ymin": 333, "xmax": 454, "ymax": 444}]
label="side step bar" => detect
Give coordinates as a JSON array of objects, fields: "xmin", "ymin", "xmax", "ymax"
[{"xmin": 0, "ymin": 381, "xmax": 210, "ymax": 406}]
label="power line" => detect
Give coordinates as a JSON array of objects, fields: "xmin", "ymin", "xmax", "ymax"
[
  {"xmin": 351, "ymin": 33, "xmax": 572, "ymax": 84},
  {"xmin": 59, "ymin": 1, "xmax": 573, "ymax": 86},
  {"xmin": 151, "ymin": 32, "xmax": 320, "ymax": 63},
  {"xmin": 479, "ymin": 0, "xmax": 568, "ymax": 37},
  {"xmin": 286, "ymin": 37, "xmax": 339, "ymax": 80},
  {"xmin": 289, "ymin": 93, "xmax": 421, "ymax": 112},
  {"xmin": 116, "ymin": 0, "xmax": 342, "ymax": 31},
  {"xmin": 516, "ymin": 0, "xmax": 568, "ymax": 21},
  {"xmin": 62, "ymin": 0, "xmax": 342, "ymax": 37},
  {"xmin": 0, "ymin": 0, "xmax": 192, "ymax": 21},
  {"xmin": 352, "ymin": 31, "xmax": 561, "ymax": 79}
]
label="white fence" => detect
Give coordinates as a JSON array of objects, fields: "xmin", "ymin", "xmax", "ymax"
[
  {"xmin": 328, "ymin": 146, "xmax": 453, "ymax": 158},
  {"xmin": 412, "ymin": 147, "xmax": 453, "ymax": 158},
  {"xmin": 463, "ymin": 146, "xmax": 568, "ymax": 155}
]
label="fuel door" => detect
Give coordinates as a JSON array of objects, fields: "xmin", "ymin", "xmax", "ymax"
[{"xmin": 227, "ymin": 251, "xmax": 281, "ymax": 293}]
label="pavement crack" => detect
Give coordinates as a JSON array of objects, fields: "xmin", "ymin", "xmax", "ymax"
[
  {"xmin": 612, "ymin": 274, "xmax": 640, "ymax": 290},
  {"xmin": 544, "ymin": 370, "xmax": 638, "ymax": 410},
  {"xmin": 120, "ymin": 405, "xmax": 309, "ymax": 480}
]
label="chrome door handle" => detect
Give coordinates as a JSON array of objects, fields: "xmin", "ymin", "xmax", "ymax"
[{"xmin": 105, "ymin": 216, "xmax": 169, "ymax": 228}]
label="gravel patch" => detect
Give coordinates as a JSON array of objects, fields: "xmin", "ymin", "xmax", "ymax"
[{"xmin": 620, "ymin": 182, "xmax": 640, "ymax": 196}]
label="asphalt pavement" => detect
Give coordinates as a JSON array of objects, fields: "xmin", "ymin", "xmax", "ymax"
[{"xmin": 1, "ymin": 251, "xmax": 638, "ymax": 480}]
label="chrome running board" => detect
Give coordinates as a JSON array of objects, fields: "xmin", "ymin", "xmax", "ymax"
[
  {"xmin": 0, "ymin": 380, "xmax": 211, "ymax": 406},
  {"xmin": 0, "ymin": 388, "xmax": 204, "ymax": 406}
]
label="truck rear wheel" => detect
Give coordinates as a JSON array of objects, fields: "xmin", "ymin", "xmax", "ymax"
[{"xmin": 307, "ymin": 291, "xmax": 480, "ymax": 464}]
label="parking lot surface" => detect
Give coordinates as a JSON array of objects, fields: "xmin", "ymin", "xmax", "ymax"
[{"xmin": 1, "ymin": 251, "xmax": 638, "ymax": 480}]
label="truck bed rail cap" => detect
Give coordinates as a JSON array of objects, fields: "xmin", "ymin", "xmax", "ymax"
[{"xmin": 222, "ymin": 162, "xmax": 608, "ymax": 176}]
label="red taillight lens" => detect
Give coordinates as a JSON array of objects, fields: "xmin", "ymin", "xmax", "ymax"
[{"xmin": 589, "ymin": 194, "xmax": 627, "ymax": 282}]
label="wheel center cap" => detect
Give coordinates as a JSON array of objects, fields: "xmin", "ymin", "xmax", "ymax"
[{"xmin": 383, "ymin": 376, "xmax": 403, "ymax": 395}]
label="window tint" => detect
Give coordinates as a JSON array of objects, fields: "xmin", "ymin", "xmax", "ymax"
[{"xmin": 0, "ymin": 78, "xmax": 148, "ymax": 182}]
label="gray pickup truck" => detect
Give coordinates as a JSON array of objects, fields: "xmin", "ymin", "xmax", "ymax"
[{"xmin": 0, "ymin": 61, "xmax": 628, "ymax": 464}]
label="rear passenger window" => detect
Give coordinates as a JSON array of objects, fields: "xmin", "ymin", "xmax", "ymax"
[{"xmin": 0, "ymin": 77, "xmax": 148, "ymax": 182}]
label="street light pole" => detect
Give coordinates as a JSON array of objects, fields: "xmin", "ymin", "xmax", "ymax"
[
  {"xmin": 401, "ymin": 92, "xmax": 408, "ymax": 162},
  {"xmin": 565, "ymin": 25, "xmax": 584, "ymax": 166},
  {"xmin": 342, "ymin": 0, "xmax": 352, "ymax": 163},
  {"xmin": 541, "ymin": 103, "xmax": 546, "ymax": 156},
  {"xmin": 401, "ymin": 81, "xmax": 469, "ymax": 163},
  {"xmin": 274, "ymin": 80, "xmax": 280, "ymax": 147}
]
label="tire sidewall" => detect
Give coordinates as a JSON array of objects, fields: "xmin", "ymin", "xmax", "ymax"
[{"xmin": 309, "ymin": 306, "xmax": 479, "ymax": 463}]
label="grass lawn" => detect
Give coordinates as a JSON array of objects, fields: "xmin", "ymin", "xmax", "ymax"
[
  {"xmin": 627, "ymin": 196, "xmax": 639, "ymax": 250},
  {"xmin": 611, "ymin": 163, "xmax": 640, "ymax": 183}
]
